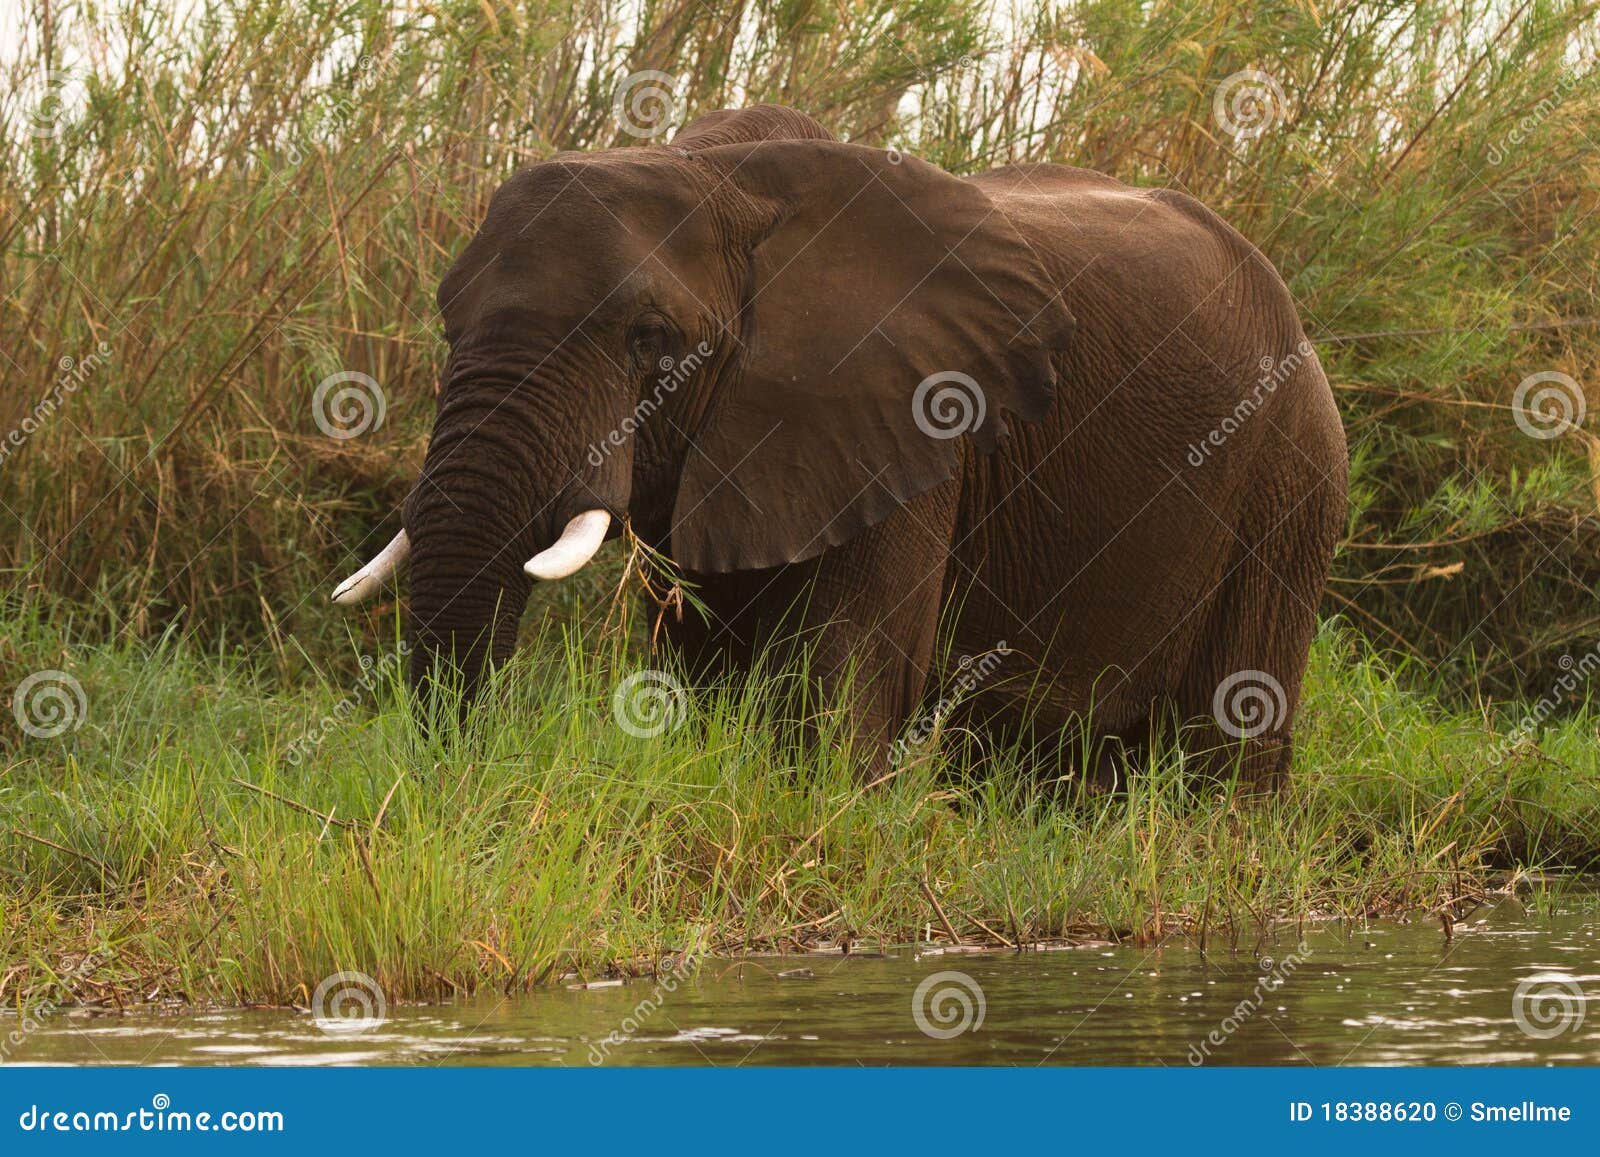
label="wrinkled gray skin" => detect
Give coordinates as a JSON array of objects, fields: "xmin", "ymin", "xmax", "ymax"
[{"xmin": 389, "ymin": 104, "xmax": 1346, "ymax": 787}]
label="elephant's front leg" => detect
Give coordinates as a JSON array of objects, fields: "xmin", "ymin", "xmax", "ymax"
[{"xmin": 792, "ymin": 476, "xmax": 963, "ymax": 776}]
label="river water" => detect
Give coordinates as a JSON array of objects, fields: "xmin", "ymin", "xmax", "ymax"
[{"xmin": 9, "ymin": 897, "xmax": 1597, "ymax": 1066}]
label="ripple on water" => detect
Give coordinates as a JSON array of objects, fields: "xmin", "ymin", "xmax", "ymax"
[{"xmin": 8, "ymin": 894, "xmax": 1600, "ymax": 1066}]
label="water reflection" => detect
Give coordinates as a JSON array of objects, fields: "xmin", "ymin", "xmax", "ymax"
[{"xmin": 9, "ymin": 898, "xmax": 1597, "ymax": 1066}]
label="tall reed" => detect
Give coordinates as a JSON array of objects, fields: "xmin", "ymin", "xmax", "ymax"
[{"xmin": 2, "ymin": 0, "xmax": 1598, "ymax": 697}]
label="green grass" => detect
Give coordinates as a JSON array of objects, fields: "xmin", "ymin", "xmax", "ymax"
[
  {"xmin": 4, "ymin": 0, "xmax": 1600, "ymax": 1012},
  {"xmin": 3, "ymin": 592, "xmax": 1597, "ymax": 1008}
]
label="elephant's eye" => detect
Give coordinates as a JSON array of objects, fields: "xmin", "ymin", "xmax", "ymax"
[{"xmin": 627, "ymin": 319, "xmax": 671, "ymax": 369}]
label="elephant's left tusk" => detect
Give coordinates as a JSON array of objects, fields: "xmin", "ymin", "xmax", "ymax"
[
  {"xmin": 524, "ymin": 510, "xmax": 611, "ymax": 580},
  {"xmin": 331, "ymin": 529, "xmax": 410, "ymax": 605}
]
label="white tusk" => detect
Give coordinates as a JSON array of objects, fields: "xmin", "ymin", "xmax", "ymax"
[
  {"xmin": 331, "ymin": 529, "xmax": 410, "ymax": 605},
  {"xmin": 524, "ymin": 510, "xmax": 611, "ymax": 580}
]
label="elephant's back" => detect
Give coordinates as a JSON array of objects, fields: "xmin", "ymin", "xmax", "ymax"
[
  {"xmin": 669, "ymin": 105, "xmax": 835, "ymax": 149},
  {"xmin": 970, "ymin": 161, "xmax": 1332, "ymax": 446},
  {"xmin": 971, "ymin": 164, "xmax": 1291, "ymax": 345},
  {"xmin": 949, "ymin": 163, "xmax": 1343, "ymax": 723}
]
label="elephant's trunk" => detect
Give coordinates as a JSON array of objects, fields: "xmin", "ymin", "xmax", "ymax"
[
  {"xmin": 397, "ymin": 368, "xmax": 634, "ymax": 720},
  {"xmin": 402, "ymin": 463, "xmax": 536, "ymax": 719}
]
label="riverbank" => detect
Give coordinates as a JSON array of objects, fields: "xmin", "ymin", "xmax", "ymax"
[
  {"xmin": 4, "ymin": 600, "xmax": 1599, "ymax": 1011},
  {"xmin": 10, "ymin": 899, "xmax": 1599, "ymax": 1064}
]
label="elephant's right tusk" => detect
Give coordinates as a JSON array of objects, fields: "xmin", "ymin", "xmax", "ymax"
[
  {"xmin": 524, "ymin": 510, "xmax": 611, "ymax": 580},
  {"xmin": 331, "ymin": 529, "xmax": 410, "ymax": 605}
]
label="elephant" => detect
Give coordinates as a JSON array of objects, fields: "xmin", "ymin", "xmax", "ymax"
[{"xmin": 332, "ymin": 104, "xmax": 1347, "ymax": 788}]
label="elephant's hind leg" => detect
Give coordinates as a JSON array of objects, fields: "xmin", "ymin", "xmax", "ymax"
[{"xmin": 1176, "ymin": 461, "xmax": 1343, "ymax": 791}]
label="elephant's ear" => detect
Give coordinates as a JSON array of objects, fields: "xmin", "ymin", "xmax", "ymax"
[{"xmin": 669, "ymin": 141, "xmax": 1075, "ymax": 573}]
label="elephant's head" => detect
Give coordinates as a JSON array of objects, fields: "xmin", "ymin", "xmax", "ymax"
[{"xmin": 331, "ymin": 107, "xmax": 1074, "ymax": 712}]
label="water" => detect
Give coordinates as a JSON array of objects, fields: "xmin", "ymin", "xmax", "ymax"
[{"xmin": 10, "ymin": 898, "xmax": 1598, "ymax": 1066}]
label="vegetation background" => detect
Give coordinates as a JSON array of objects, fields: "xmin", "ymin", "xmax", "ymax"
[
  {"xmin": 3, "ymin": 0, "xmax": 1599, "ymax": 693},
  {"xmin": 2, "ymin": 0, "xmax": 1599, "ymax": 1002}
]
